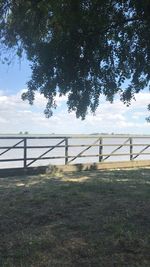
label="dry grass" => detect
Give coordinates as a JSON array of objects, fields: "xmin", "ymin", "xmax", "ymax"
[{"xmin": 0, "ymin": 168, "xmax": 150, "ymax": 267}]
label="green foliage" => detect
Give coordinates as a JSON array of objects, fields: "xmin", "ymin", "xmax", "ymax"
[{"xmin": 0, "ymin": 0, "xmax": 150, "ymax": 119}]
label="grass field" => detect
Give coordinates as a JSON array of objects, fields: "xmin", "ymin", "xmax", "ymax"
[{"xmin": 0, "ymin": 168, "xmax": 150, "ymax": 267}]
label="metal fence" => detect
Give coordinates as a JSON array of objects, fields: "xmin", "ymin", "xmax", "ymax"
[{"xmin": 0, "ymin": 135, "xmax": 150, "ymax": 169}]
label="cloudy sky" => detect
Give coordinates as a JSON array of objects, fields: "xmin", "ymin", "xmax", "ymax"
[{"xmin": 0, "ymin": 57, "xmax": 149, "ymax": 134}]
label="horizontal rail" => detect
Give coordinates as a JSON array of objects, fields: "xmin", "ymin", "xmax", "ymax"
[
  {"xmin": 0, "ymin": 135, "xmax": 150, "ymax": 139},
  {"xmin": 0, "ymin": 136, "xmax": 54, "ymax": 139},
  {"xmin": 0, "ymin": 158, "xmax": 24, "ymax": 162},
  {"xmin": 1, "ymin": 144, "xmax": 150, "ymax": 150},
  {"xmin": 0, "ymin": 152, "xmax": 150, "ymax": 163}
]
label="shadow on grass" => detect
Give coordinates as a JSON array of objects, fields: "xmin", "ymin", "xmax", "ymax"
[{"xmin": 0, "ymin": 168, "xmax": 150, "ymax": 267}]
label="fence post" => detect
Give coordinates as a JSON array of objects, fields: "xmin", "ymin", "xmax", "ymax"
[
  {"xmin": 24, "ymin": 137, "xmax": 27, "ymax": 168},
  {"xmin": 130, "ymin": 137, "xmax": 133, "ymax": 160},
  {"xmin": 99, "ymin": 137, "xmax": 103, "ymax": 162},
  {"xmin": 65, "ymin": 137, "xmax": 68, "ymax": 165}
]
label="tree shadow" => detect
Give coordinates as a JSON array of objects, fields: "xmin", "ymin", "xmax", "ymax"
[{"xmin": 0, "ymin": 168, "xmax": 150, "ymax": 266}]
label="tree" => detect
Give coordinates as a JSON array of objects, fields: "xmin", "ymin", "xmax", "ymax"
[{"xmin": 0, "ymin": 0, "xmax": 150, "ymax": 119}]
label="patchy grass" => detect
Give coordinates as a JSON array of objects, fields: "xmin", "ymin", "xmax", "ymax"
[{"xmin": 0, "ymin": 168, "xmax": 150, "ymax": 267}]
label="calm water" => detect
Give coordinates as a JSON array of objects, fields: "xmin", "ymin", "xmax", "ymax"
[{"xmin": 0, "ymin": 135, "xmax": 150, "ymax": 169}]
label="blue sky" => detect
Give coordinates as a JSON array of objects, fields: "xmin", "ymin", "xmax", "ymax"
[
  {"xmin": 0, "ymin": 56, "xmax": 31, "ymax": 94},
  {"xmin": 0, "ymin": 56, "xmax": 149, "ymax": 134}
]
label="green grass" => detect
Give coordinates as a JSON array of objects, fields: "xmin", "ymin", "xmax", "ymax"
[{"xmin": 0, "ymin": 168, "xmax": 150, "ymax": 267}]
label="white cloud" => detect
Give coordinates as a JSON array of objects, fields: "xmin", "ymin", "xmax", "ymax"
[{"xmin": 0, "ymin": 89, "xmax": 149, "ymax": 134}]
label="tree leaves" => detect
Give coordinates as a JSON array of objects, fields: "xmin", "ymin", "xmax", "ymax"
[{"xmin": 0, "ymin": 0, "xmax": 150, "ymax": 119}]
